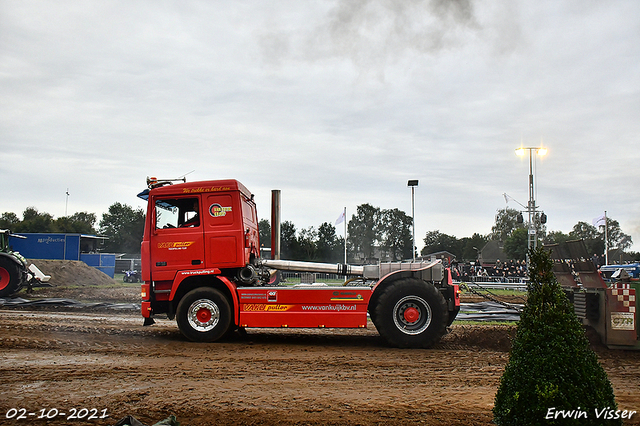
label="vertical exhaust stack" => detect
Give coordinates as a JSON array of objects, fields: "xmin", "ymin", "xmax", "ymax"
[{"xmin": 271, "ymin": 189, "xmax": 281, "ymax": 260}]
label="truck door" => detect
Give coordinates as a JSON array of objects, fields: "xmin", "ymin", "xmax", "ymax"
[
  {"xmin": 149, "ymin": 196, "xmax": 205, "ymax": 281},
  {"xmin": 203, "ymin": 192, "xmax": 243, "ymax": 268}
]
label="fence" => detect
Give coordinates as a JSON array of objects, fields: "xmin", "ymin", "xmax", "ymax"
[
  {"xmin": 468, "ymin": 275, "xmax": 528, "ymax": 284},
  {"xmin": 115, "ymin": 258, "xmax": 142, "ymax": 274},
  {"xmin": 458, "ymin": 275, "xmax": 528, "ymax": 291}
]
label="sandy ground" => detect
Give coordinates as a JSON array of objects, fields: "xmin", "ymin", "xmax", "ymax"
[
  {"xmin": 1, "ymin": 263, "xmax": 638, "ymax": 425},
  {"xmin": 0, "ymin": 304, "xmax": 639, "ymax": 425},
  {"xmin": 0, "ymin": 310, "xmax": 510, "ymax": 426}
]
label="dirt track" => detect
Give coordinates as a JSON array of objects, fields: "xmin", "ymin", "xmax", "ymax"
[
  {"xmin": 1, "ymin": 268, "xmax": 640, "ymax": 426},
  {"xmin": 1, "ymin": 302, "xmax": 639, "ymax": 426}
]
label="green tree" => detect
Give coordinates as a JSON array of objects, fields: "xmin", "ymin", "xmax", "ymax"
[
  {"xmin": 461, "ymin": 233, "xmax": 489, "ymax": 261},
  {"xmin": 421, "ymin": 230, "xmax": 461, "ymax": 258},
  {"xmin": 259, "ymin": 219, "xmax": 271, "ymax": 249},
  {"xmin": 599, "ymin": 218, "xmax": 632, "ymax": 251},
  {"xmin": 569, "ymin": 218, "xmax": 632, "ymax": 256},
  {"xmin": 347, "ymin": 204, "xmax": 381, "ymax": 261},
  {"xmin": 54, "ymin": 212, "xmax": 97, "ymax": 234},
  {"xmin": 297, "ymin": 226, "xmax": 317, "ymax": 261},
  {"xmin": 545, "ymin": 230, "xmax": 571, "ymax": 245},
  {"xmin": 380, "ymin": 208, "xmax": 413, "ymax": 261},
  {"xmin": 491, "ymin": 207, "xmax": 524, "ymax": 242},
  {"xmin": 99, "ymin": 203, "xmax": 145, "ymax": 253},
  {"xmin": 570, "ymin": 221, "xmax": 598, "ymax": 240},
  {"xmin": 0, "ymin": 212, "xmax": 20, "ymax": 230},
  {"xmin": 570, "ymin": 222, "xmax": 604, "ymax": 256},
  {"xmin": 317, "ymin": 222, "xmax": 342, "ymax": 263},
  {"xmin": 16, "ymin": 207, "xmax": 54, "ymax": 232},
  {"xmin": 503, "ymin": 228, "xmax": 528, "ymax": 261},
  {"xmin": 280, "ymin": 220, "xmax": 299, "ymax": 260},
  {"xmin": 493, "ymin": 247, "xmax": 619, "ymax": 425}
]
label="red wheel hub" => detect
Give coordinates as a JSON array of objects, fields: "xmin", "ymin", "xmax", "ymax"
[
  {"xmin": 403, "ymin": 307, "xmax": 420, "ymax": 323},
  {"xmin": 196, "ymin": 307, "xmax": 212, "ymax": 324},
  {"xmin": 0, "ymin": 267, "xmax": 9, "ymax": 291}
]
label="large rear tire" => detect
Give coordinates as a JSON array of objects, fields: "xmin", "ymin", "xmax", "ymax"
[
  {"xmin": 373, "ymin": 278, "xmax": 448, "ymax": 348},
  {"xmin": 0, "ymin": 257, "xmax": 21, "ymax": 298},
  {"xmin": 176, "ymin": 287, "xmax": 231, "ymax": 342}
]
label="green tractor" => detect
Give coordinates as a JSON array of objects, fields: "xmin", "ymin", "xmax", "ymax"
[{"xmin": 0, "ymin": 229, "xmax": 51, "ymax": 298}]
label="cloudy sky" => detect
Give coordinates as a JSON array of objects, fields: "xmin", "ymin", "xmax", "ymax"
[{"xmin": 1, "ymin": 0, "xmax": 639, "ymax": 252}]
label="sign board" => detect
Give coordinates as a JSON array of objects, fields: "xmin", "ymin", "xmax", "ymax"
[{"xmin": 611, "ymin": 312, "xmax": 635, "ymax": 331}]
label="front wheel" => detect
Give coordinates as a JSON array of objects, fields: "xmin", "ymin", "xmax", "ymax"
[
  {"xmin": 372, "ymin": 278, "xmax": 448, "ymax": 348},
  {"xmin": 176, "ymin": 287, "xmax": 232, "ymax": 342},
  {"xmin": 0, "ymin": 257, "xmax": 22, "ymax": 298}
]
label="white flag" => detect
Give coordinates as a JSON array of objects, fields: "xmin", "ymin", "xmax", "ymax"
[
  {"xmin": 592, "ymin": 214, "xmax": 606, "ymax": 227},
  {"xmin": 335, "ymin": 209, "xmax": 345, "ymax": 226}
]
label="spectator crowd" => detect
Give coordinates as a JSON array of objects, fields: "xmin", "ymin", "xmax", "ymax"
[{"xmin": 450, "ymin": 259, "xmax": 528, "ymax": 282}]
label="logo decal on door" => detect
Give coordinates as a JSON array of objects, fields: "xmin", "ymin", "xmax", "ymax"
[{"xmin": 209, "ymin": 203, "xmax": 232, "ymax": 217}]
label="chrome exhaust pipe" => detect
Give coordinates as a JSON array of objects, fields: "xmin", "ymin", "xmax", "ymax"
[
  {"xmin": 271, "ymin": 189, "xmax": 281, "ymax": 260},
  {"xmin": 261, "ymin": 259, "xmax": 365, "ymax": 276}
]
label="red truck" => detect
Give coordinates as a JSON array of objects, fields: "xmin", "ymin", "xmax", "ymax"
[{"xmin": 139, "ymin": 177, "xmax": 460, "ymax": 348}]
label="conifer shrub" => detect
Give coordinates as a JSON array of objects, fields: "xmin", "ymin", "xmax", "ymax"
[{"xmin": 493, "ymin": 247, "xmax": 619, "ymax": 425}]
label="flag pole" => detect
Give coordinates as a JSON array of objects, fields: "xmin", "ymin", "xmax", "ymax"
[
  {"xmin": 343, "ymin": 207, "xmax": 347, "ymax": 265},
  {"xmin": 604, "ymin": 210, "xmax": 608, "ymax": 265}
]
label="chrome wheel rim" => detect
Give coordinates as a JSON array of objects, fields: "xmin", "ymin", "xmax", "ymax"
[{"xmin": 187, "ymin": 299, "xmax": 220, "ymax": 332}]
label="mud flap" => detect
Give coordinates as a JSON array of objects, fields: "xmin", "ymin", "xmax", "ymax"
[{"xmin": 143, "ymin": 317, "xmax": 156, "ymax": 326}]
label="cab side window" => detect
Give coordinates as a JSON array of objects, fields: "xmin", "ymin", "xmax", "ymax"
[{"xmin": 155, "ymin": 197, "xmax": 200, "ymax": 229}]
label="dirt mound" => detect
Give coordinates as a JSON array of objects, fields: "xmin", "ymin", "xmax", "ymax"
[{"xmin": 28, "ymin": 259, "xmax": 116, "ymax": 287}]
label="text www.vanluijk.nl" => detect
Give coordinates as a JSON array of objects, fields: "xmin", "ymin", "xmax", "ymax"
[{"xmin": 301, "ymin": 305, "xmax": 356, "ymax": 311}]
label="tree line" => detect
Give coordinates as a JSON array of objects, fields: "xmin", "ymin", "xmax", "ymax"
[
  {"xmin": 258, "ymin": 204, "xmax": 414, "ymax": 263},
  {"xmin": 1, "ymin": 204, "xmax": 637, "ymax": 263},
  {"xmin": 0, "ymin": 204, "xmax": 144, "ymax": 254},
  {"xmin": 487, "ymin": 207, "xmax": 636, "ymax": 261},
  {"xmin": 262, "ymin": 206, "xmax": 637, "ymax": 263}
]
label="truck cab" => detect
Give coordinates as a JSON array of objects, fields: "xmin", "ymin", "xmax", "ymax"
[{"xmin": 140, "ymin": 179, "xmax": 260, "ymax": 321}]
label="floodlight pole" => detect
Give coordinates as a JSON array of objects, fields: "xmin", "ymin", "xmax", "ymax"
[
  {"xmin": 527, "ymin": 149, "xmax": 535, "ymax": 253},
  {"xmin": 408, "ymin": 180, "xmax": 419, "ymax": 261},
  {"xmin": 516, "ymin": 146, "xmax": 547, "ymax": 265}
]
